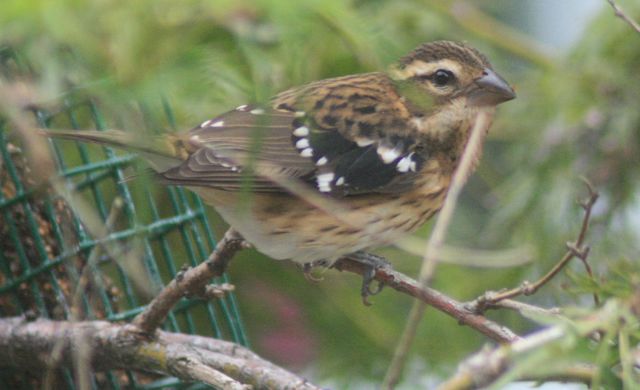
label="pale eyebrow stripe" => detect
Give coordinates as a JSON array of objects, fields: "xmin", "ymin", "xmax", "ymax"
[{"xmin": 394, "ymin": 59, "xmax": 463, "ymax": 80}]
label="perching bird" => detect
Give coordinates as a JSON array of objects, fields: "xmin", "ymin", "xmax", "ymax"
[{"xmin": 44, "ymin": 40, "xmax": 515, "ymax": 296}]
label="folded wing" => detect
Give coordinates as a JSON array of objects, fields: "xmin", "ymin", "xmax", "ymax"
[{"xmin": 161, "ymin": 73, "xmax": 429, "ymax": 196}]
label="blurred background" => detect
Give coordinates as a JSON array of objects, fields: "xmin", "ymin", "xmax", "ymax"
[{"xmin": 1, "ymin": 0, "xmax": 639, "ymax": 388}]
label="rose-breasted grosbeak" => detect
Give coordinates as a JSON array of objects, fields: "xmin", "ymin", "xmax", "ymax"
[{"xmin": 45, "ymin": 41, "xmax": 515, "ymax": 288}]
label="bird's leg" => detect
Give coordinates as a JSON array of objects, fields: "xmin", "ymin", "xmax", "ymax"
[{"xmin": 342, "ymin": 251, "xmax": 390, "ymax": 305}]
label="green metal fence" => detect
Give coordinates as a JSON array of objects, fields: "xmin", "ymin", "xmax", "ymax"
[{"xmin": 0, "ymin": 46, "xmax": 247, "ymax": 389}]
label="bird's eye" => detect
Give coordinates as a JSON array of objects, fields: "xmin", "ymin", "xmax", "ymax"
[{"xmin": 432, "ymin": 69, "xmax": 454, "ymax": 87}]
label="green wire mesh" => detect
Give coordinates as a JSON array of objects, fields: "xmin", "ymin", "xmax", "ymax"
[{"xmin": 0, "ymin": 46, "xmax": 248, "ymax": 389}]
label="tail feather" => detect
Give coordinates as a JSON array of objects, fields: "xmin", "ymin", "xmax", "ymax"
[{"xmin": 42, "ymin": 129, "xmax": 185, "ymax": 172}]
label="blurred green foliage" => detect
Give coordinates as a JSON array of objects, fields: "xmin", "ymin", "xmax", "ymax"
[{"xmin": 2, "ymin": 0, "xmax": 640, "ymax": 387}]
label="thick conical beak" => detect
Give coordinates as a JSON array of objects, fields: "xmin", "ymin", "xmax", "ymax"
[{"xmin": 470, "ymin": 68, "xmax": 516, "ymax": 106}]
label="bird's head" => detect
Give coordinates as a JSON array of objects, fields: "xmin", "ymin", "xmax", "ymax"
[{"xmin": 392, "ymin": 40, "xmax": 515, "ymax": 108}]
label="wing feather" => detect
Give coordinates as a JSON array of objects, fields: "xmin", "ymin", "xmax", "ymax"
[{"xmin": 160, "ymin": 73, "xmax": 429, "ymax": 195}]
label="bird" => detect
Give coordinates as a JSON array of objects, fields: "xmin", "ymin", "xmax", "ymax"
[{"xmin": 43, "ymin": 40, "xmax": 515, "ymax": 299}]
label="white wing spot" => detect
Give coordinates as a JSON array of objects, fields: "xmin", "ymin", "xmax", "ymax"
[
  {"xmin": 293, "ymin": 126, "xmax": 309, "ymax": 137},
  {"xmin": 295, "ymin": 138, "xmax": 310, "ymax": 149},
  {"xmin": 300, "ymin": 148, "xmax": 313, "ymax": 158},
  {"xmin": 200, "ymin": 119, "xmax": 213, "ymax": 128},
  {"xmin": 250, "ymin": 108, "xmax": 265, "ymax": 115},
  {"xmin": 396, "ymin": 157, "xmax": 411, "ymax": 172},
  {"xmin": 211, "ymin": 120, "xmax": 224, "ymax": 127},
  {"xmin": 335, "ymin": 177, "xmax": 345, "ymax": 186},
  {"xmin": 236, "ymin": 104, "xmax": 249, "ymax": 111},
  {"xmin": 316, "ymin": 156, "xmax": 328, "ymax": 166},
  {"xmin": 294, "ymin": 111, "xmax": 306, "ymax": 118},
  {"xmin": 396, "ymin": 153, "xmax": 415, "ymax": 172},
  {"xmin": 190, "ymin": 134, "xmax": 201, "ymax": 142},
  {"xmin": 377, "ymin": 145, "xmax": 401, "ymax": 164},
  {"xmin": 316, "ymin": 172, "xmax": 335, "ymax": 192}
]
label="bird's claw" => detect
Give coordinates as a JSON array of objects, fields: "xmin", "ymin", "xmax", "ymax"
[
  {"xmin": 302, "ymin": 261, "xmax": 325, "ymax": 283},
  {"xmin": 361, "ymin": 267, "xmax": 384, "ymax": 306},
  {"xmin": 347, "ymin": 251, "xmax": 390, "ymax": 306}
]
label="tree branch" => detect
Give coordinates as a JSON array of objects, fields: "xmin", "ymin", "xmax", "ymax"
[
  {"xmin": 132, "ymin": 228, "xmax": 248, "ymax": 334},
  {"xmin": 435, "ymin": 295, "xmax": 640, "ymax": 390},
  {"xmin": 0, "ymin": 317, "xmax": 320, "ymax": 390},
  {"xmin": 133, "ymin": 226, "xmax": 521, "ymax": 345},
  {"xmin": 333, "ymin": 258, "xmax": 520, "ymax": 343}
]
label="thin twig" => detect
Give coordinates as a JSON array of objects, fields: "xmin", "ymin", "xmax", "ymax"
[
  {"xmin": 467, "ymin": 181, "xmax": 599, "ymax": 312},
  {"xmin": 606, "ymin": 0, "xmax": 640, "ymax": 34},
  {"xmin": 575, "ymin": 179, "xmax": 601, "ymax": 306},
  {"xmin": 333, "ymin": 258, "xmax": 520, "ymax": 343},
  {"xmin": 132, "ymin": 228, "xmax": 247, "ymax": 335},
  {"xmin": 382, "ymin": 112, "xmax": 494, "ymax": 389}
]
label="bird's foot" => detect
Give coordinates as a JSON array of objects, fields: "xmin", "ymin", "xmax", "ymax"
[
  {"xmin": 343, "ymin": 251, "xmax": 390, "ymax": 306},
  {"xmin": 301, "ymin": 260, "xmax": 329, "ymax": 283}
]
